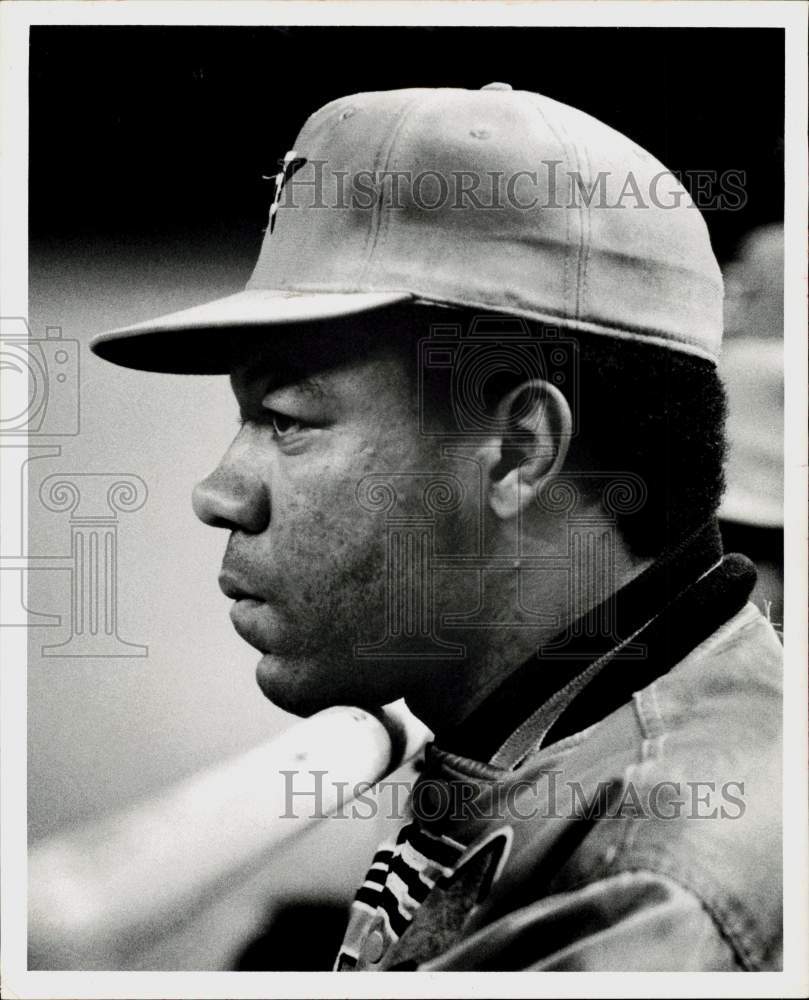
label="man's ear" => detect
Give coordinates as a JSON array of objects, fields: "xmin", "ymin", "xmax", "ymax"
[{"xmin": 487, "ymin": 379, "xmax": 572, "ymax": 520}]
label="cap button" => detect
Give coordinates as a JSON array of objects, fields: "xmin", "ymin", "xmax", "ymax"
[{"xmin": 481, "ymin": 82, "xmax": 512, "ymax": 91}]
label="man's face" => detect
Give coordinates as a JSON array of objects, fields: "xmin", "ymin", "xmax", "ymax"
[{"xmin": 192, "ymin": 316, "xmax": 469, "ymax": 716}]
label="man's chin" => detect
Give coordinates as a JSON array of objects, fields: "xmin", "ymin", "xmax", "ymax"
[
  {"xmin": 254, "ymin": 654, "xmax": 307, "ymax": 716},
  {"xmin": 254, "ymin": 651, "xmax": 394, "ymax": 718},
  {"xmin": 254, "ymin": 652, "xmax": 349, "ymax": 717}
]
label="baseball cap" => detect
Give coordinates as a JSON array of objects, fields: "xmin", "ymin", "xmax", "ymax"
[{"xmin": 90, "ymin": 83, "xmax": 723, "ymax": 373}]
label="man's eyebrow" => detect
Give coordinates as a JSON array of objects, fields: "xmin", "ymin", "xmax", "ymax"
[
  {"xmin": 234, "ymin": 359, "xmax": 330, "ymax": 401},
  {"xmin": 282, "ymin": 374, "xmax": 329, "ymax": 401}
]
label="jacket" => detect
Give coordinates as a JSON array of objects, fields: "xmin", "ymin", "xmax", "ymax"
[{"xmin": 335, "ymin": 523, "xmax": 783, "ymax": 971}]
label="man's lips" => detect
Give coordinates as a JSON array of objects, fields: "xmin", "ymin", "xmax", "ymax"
[
  {"xmin": 218, "ymin": 570, "xmax": 284, "ymax": 653},
  {"xmin": 228, "ymin": 594, "xmax": 278, "ymax": 654},
  {"xmin": 218, "ymin": 570, "xmax": 265, "ymax": 603}
]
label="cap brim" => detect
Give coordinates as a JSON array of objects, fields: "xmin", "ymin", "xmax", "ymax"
[{"xmin": 90, "ymin": 289, "xmax": 415, "ymax": 373}]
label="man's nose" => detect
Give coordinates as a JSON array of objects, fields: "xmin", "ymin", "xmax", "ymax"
[{"xmin": 192, "ymin": 458, "xmax": 270, "ymax": 534}]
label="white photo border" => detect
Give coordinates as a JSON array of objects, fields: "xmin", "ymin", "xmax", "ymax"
[{"xmin": 2, "ymin": 2, "xmax": 806, "ymax": 998}]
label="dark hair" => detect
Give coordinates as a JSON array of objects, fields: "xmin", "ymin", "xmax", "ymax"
[
  {"xmin": 567, "ymin": 332, "xmax": 727, "ymax": 557},
  {"xmin": 411, "ymin": 306, "xmax": 727, "ymax": 558}
]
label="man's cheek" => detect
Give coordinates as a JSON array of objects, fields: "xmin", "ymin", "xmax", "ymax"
[{"xmin": 274, "ymin": 490, "xmax": 387, "ymax": 588}]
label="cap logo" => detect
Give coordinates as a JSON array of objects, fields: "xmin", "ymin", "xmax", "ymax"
[{"xmin": 266, "ymin": 149, "xmax": 307, "ymax": 233}]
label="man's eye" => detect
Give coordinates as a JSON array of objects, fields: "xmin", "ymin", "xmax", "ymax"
[{"xmin": 269, "ymin": 411, "xmax": 303, "ymax": 437}]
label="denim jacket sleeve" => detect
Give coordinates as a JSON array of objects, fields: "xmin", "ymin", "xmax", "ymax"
[{"xmin": 421, "ymin": 869, "xmax": 742, "ymax": 971}]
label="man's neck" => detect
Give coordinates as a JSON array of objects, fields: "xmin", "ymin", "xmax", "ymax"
[
  {"xmin": 425, "ymin": 519, "xmax": 734, "ymax": 764},
  {"xmin": 405, "ymin": 539, "xmax": 653, "ymax": 740}
]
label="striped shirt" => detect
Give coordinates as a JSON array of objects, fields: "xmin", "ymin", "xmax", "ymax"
[{"xmin": 335, "ymin": 821, "xmax": 466, "ymax": 970}]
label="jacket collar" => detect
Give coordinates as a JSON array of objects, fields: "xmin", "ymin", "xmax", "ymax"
[{"xmin": 435, "ymin": 520, "xmax": 756, "ymax": 766}]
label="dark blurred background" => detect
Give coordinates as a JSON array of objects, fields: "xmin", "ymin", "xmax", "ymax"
[{"xmin": 30, "ymin": 26, "xmax": 784, "ymax": 262}]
